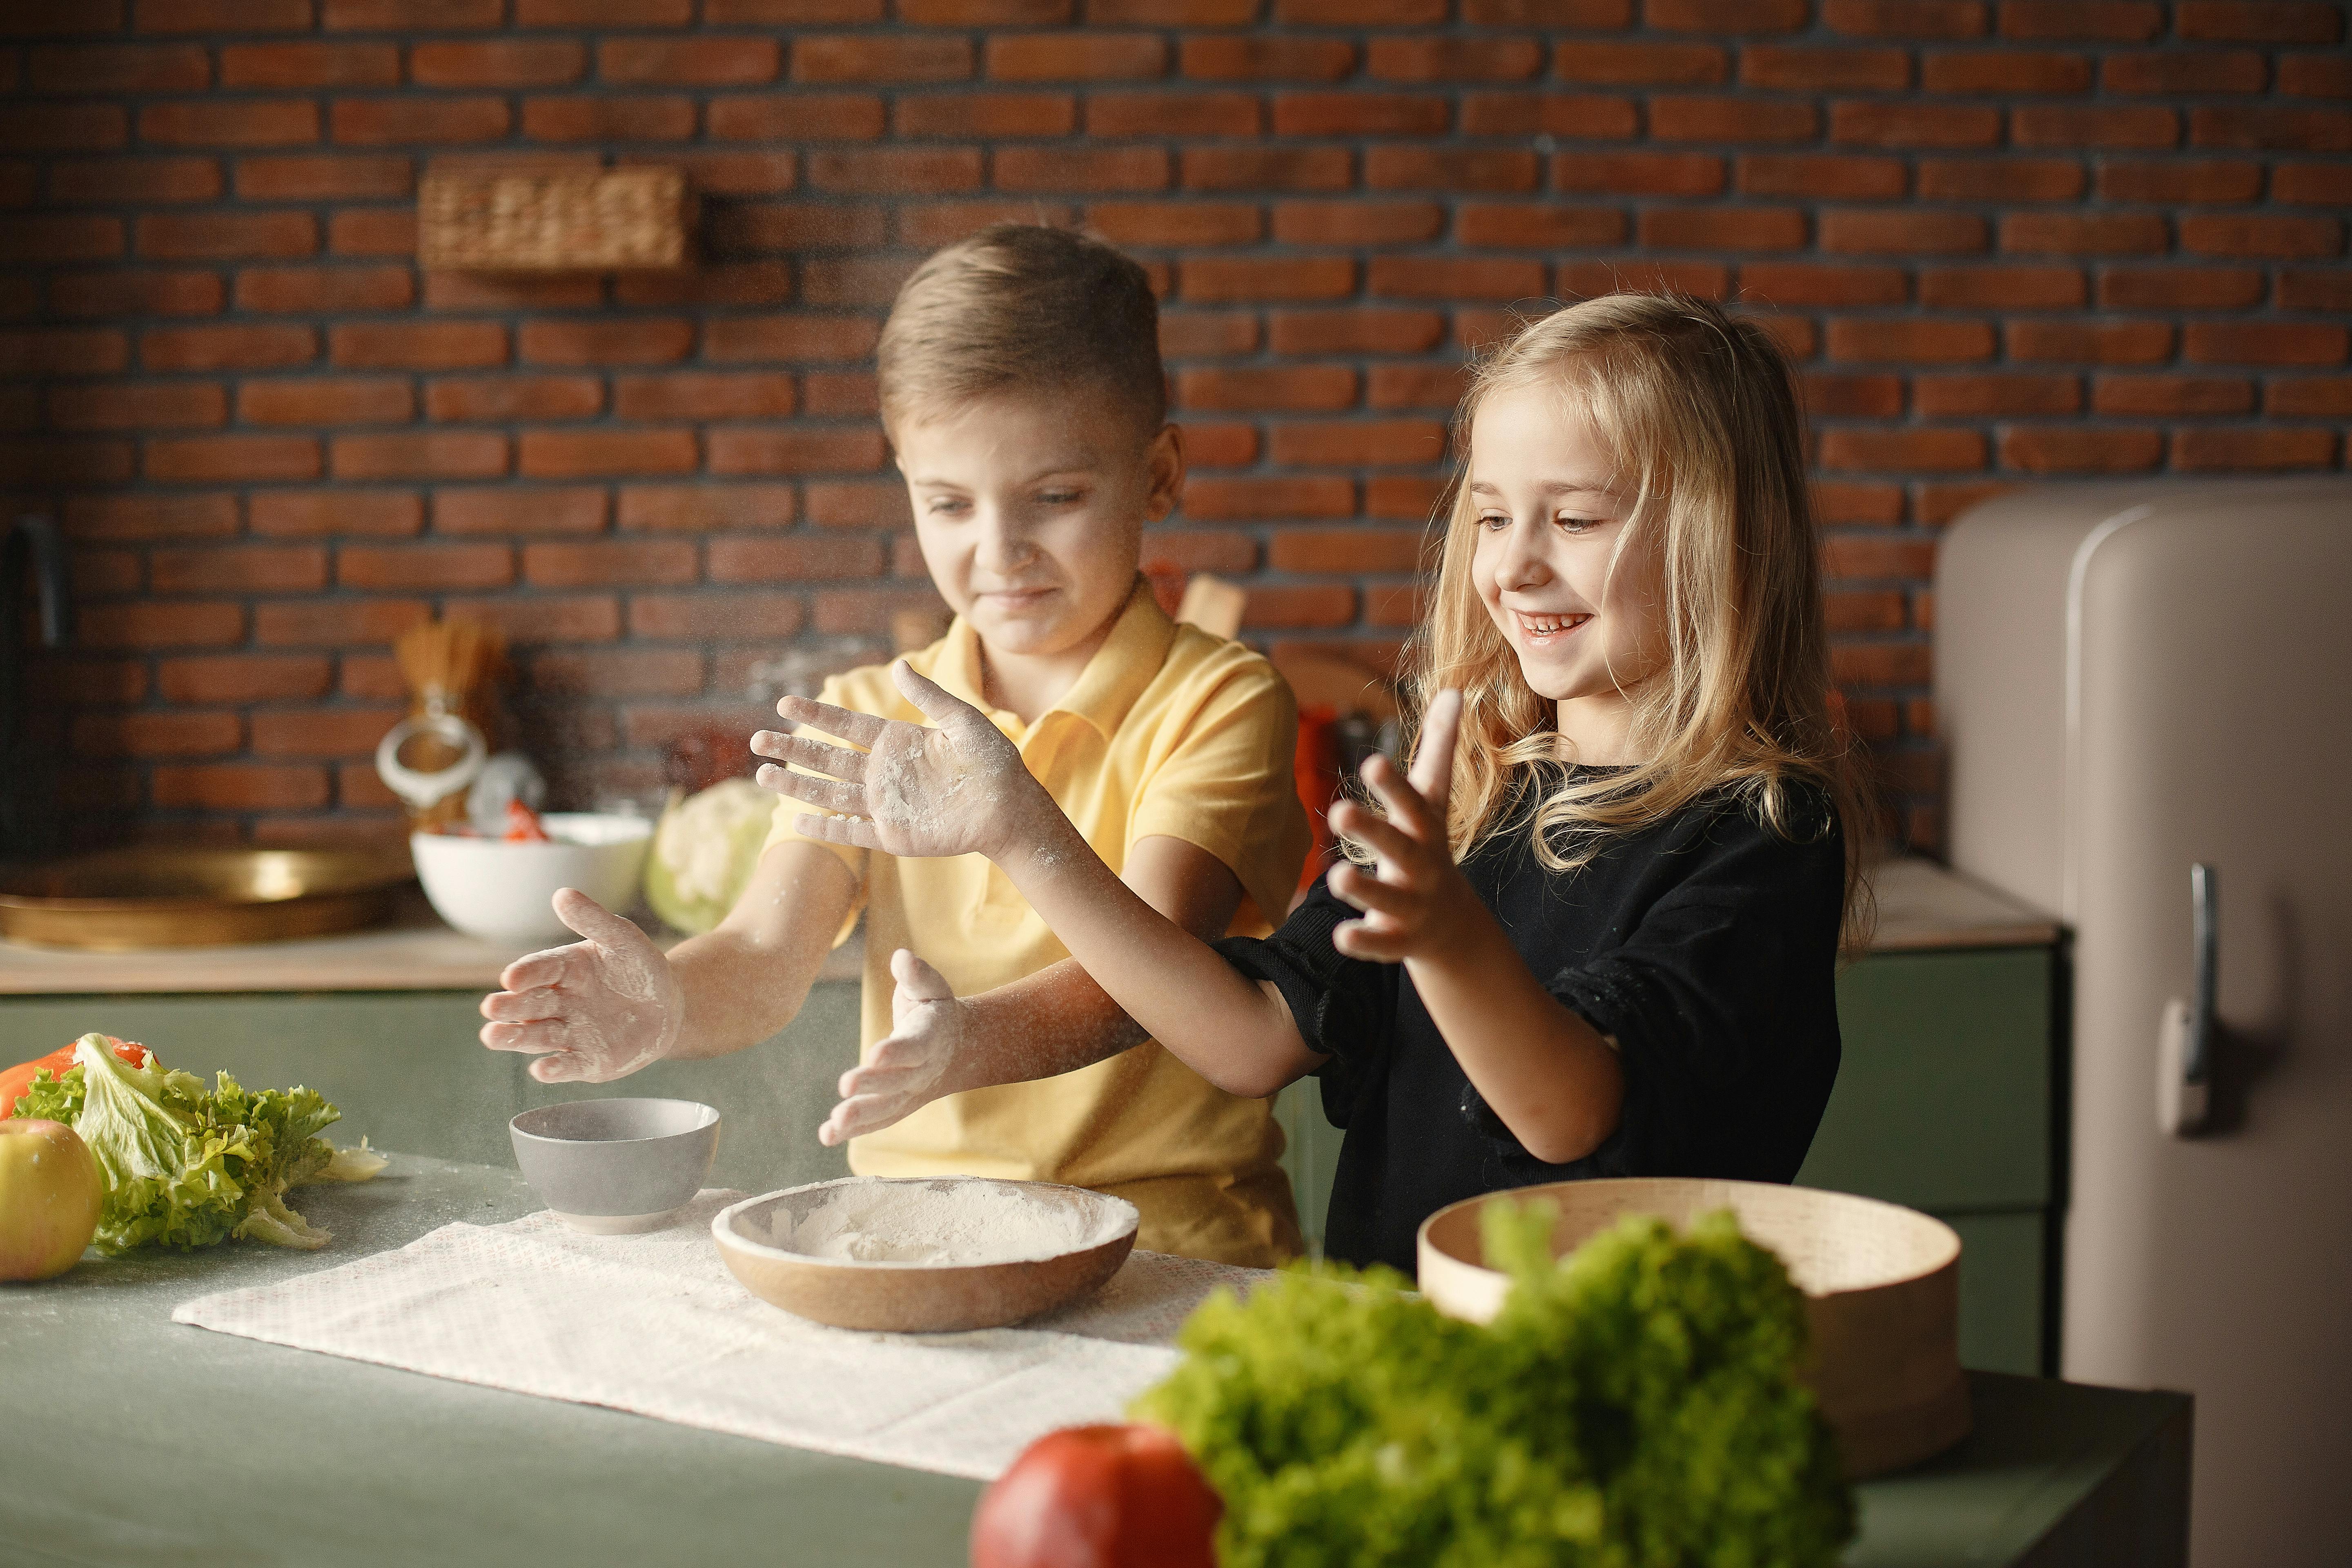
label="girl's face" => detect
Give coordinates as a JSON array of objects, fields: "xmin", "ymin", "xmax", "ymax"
[{"xmin": 1466, "ymin": 382, "xmax": 1666, "ymax": 760}]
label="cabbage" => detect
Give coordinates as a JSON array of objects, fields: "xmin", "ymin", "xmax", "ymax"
[
  {"xmin": 1133, "ymin": 1203, "xmax": 1853, "ymax": 1568},
  {"xmin": 644, "ymin": 778, "xmax": 776, "ymax": 934},
  {"xmin": 9, "ymin": 1035, "xmax": 364, "ymax": 1254}
]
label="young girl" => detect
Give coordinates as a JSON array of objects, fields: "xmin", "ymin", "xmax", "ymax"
[{"xmin": 757, "ymin": 294, "xmax": 1872, "ymax": 1274}]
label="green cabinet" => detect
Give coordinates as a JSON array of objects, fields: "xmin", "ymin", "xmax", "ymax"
[
  {"xmin": 1801, "ymin": 946, "xmax": 2056, "ymax": 1376},
  {"xmin": 1943, "ymin": 1211, "xmax": 2047, "ymax": 1378},
  {"xmin": 1799, "ymin": 950, "xmax": 2053, "ymax": 1211}
]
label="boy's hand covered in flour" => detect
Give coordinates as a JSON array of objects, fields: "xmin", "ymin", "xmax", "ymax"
[
  {"xmin": 752, "ymin": 661, "xmax": 1046, "ymax": 861},
  {"xmin": 480, "ymin": 888, "xmax": 684, "ymax": 1082},
  {"xmin": 816, "ymin": 948, "xmax": 962, "ymax": 1147}
]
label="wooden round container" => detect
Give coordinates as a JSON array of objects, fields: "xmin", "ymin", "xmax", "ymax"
[
  {"xmin": 1417, "ymin": 1178, "xmax": 1970, "ymax": 1479},
  {"xmin": 712, "ymin": 1177, "xmax": 1138, "ymax": 1334}
]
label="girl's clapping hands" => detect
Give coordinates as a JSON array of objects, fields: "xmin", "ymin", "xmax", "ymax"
[{"xmin": 1324, "ymin": 689, "xmax": 1474, "ymax": 965}]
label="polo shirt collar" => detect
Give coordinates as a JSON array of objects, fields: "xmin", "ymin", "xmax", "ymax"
[
  {"xmin": 929, "ymin": 577, "xmax": 1176, "ymax": 742},
  {"xmin": 928, "ymin": 611, "xmax": 989, "ymax": 710},
  {"xmin": 1052, "ymin": 577, "xmax": 1177, "ymax": 740}
]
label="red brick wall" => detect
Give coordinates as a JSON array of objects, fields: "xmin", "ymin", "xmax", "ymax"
[{"xmin": 2, "ymin": 0, "xmax": 2346, "ymax": 850}]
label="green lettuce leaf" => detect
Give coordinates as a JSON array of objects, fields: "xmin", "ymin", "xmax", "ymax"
[
  {"xmin": 9, "ymin": 1064, "xmax": 80, "ymax": 1126},
  {"xmin": 44, "ymin": 1035, "xmax": 354, "ymax": 1254},
  {"xmin": 232, "ymin": 1187, "xmax": 332, "ymax": 1250},
  {"xmin": 199, "ymin": 1069, "xmax": 340, "ymax": 1193},
  {"xmin": 69, "ymin": 1035, "xmax": 250, "ymax": 1253}
]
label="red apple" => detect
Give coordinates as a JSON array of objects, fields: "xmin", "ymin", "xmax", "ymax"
[
  {"xmin": 971, "ymin": 1423, "xmax": 1221, "ymax": 1568},
  {"xmin": 0, "ymin": 1118, "xmax": 104, "ymax": 1281}
]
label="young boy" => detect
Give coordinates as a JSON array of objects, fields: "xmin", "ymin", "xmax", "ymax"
[{"xmin": 477, "ymin": 225, "xmax": 1310, "ymax": 1267}]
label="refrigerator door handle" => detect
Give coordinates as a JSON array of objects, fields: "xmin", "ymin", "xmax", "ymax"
[{"xmin": 2157, "ymin": 862, "xmax": 2218, "ymax": 1137}]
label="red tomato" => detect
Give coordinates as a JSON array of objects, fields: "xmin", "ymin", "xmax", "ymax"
[
  {"xmin": 970, "ymin": 1424, "xmax": 1220, "ymax": 1568},
  {"xmin": 503, "ymin": 799, "xmax": 551, "ymax": 843}
]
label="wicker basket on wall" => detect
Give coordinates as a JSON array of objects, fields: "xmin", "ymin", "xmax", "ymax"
[{"xmin": 419, "ymin": 167, "xmax": 692, "ymax": 272}]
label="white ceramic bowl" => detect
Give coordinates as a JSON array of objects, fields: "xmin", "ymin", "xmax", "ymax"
[
  {"xmin": 511, "ymin": 1097, "xmax": 720, "ymax": 1234},
  {"xmin": 411, "ymin": 812, "xmax": 653, "ymax": 943}
]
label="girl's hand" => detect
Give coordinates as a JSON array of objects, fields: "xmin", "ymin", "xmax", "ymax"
[
  {"xmin": 817, "ymin": 949, "xmax": 962, "ymax": 1147},
  {"xmin": 1325, "ymin": 688, "xmax": 1474, "ymax": 965},
  {"xmin": 479, "ymin": 888, "xmax": 684, "ymax": 1083},
  {"xmin": 753, "ymin": 661, "xmax": 1044, "ymax": 861}
]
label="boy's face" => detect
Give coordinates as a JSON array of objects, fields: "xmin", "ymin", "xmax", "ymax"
[
  {"xmin": 1467, "ymin": 383, "xmax": 1666, "ymax": 726},
  {"xmin": 895, "ymin": 390, "xmax": 1181, "ymax": 673}
]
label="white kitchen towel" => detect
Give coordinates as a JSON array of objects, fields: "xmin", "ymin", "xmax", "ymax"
[{"xmin": 173, "ymin": 1190, "xmax": 1270, "ymax": 1480}]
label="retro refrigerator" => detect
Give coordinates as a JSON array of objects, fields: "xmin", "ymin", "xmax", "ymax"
[{"xmin": 1937, "ymin": 477, "xmax": 2352, "ymax": 1567}]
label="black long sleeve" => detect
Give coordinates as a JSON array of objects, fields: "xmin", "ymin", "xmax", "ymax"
[{"xmin": 1218, "ymin": 773, "xmax": 1846, "ymax": 1274}]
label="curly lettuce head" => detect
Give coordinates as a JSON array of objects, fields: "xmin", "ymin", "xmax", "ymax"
[
  {"xmin": 1137, "ymin": 1263, "xmax": 1608, "ymax": 1568},
  {"xmin": 1136, "ymin": 1201, "xmax": 1853, "ymax": 1568},
  {"xmin": 43, "ymin": 1034, "xmax": 250, "ymax": 1252},
  {"xmin": 1498, "ymin": 1206, "xmax": 1853, "ymax": 1566},
  {"xmin": 12, "ymin": 1036, "xmax": 345, "ymax": 1254}
]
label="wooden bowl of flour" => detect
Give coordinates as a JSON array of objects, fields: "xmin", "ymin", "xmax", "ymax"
[
  {"xmin": 1417, "ymin": 1178, "xmax": 1970, "ymax": 1479},
  {"xmin": 712, "ymin": 1176, "xmax": 1139, "ymax": 1333}
]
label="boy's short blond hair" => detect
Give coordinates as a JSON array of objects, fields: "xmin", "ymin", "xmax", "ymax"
[{"xmin": 877, "ymin": 223, "xmax": 1166, "ymax": 438}]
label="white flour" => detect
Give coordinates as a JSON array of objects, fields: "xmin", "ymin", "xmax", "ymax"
[{"xmin": 770, "ymin": 1178, "xmax": 1120, "ymax": 1266}]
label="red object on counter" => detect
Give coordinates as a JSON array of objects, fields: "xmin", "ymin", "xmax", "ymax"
[
  {"xmin": 0, "ymin": 1036, "xmax": 152, "ymax": 1119},
  {"xmin": 502, "ymin": 799, "xmax": 551, "ymax": 842},
  {"xmin": 970, "ymin": 1424, "xmax": 1221, "ymax": 1568},
  {"xmin": 1294, "ymin": 703, "xmax": 1342, "ymax": 898}
]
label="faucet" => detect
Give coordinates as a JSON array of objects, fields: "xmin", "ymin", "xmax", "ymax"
[{"xmin": 2, "ymin": 514, "xmax": 71, "ymax": 862}]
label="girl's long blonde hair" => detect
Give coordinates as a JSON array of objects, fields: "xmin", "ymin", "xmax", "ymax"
[{"xmin": 1403, "ymin": 292, "xmax": 1876, "ymax": 947}]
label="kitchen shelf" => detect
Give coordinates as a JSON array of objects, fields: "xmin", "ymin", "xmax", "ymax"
[{"xmin": 0, "ymin": 888, "xmax": 861, "ymax": 994}]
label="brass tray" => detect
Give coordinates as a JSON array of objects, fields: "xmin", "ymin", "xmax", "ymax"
[{"xmin": 0, "ymin": 846, "xmax": 416, "ymax": 951}]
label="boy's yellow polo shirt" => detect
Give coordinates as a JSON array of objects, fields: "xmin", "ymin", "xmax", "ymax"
[{"xmin": 764, "ymin": 579, "xmax": 1311, "ymax": 1267}]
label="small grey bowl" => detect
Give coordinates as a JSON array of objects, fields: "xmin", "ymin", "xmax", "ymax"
[{"xmin": 510, "ymin": 1098, "xmax": 720, "ymax": 1234}]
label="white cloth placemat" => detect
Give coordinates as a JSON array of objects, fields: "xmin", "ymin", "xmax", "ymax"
[{"xmin": 173, "ymin": 1190, "xmax": 1268, "ymax": 1480}]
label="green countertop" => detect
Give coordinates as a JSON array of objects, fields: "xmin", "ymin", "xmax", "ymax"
[{"xmin": 1, "ymin": 1157, "xmax": 2185, "ymax": 1568}]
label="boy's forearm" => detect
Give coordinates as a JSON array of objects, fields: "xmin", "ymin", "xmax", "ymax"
[
  {"xmin": 1407, "ymin": 904, "xmax": 1625, "ymax": 1164},
  {"xmin": 661, "ymin": 926, "xmax": 831, "ymax": 1059},
  {"xmin": 662, "ymin": 842, "xmax": 858, "ymax": 1060},
  {"xmin": 995, "ymin": 813, "xmax": 1312, "ymax": 1098},
  {"xmin": 933, "ymin": 958, "xmax": 1151, "ymax": 1093}
]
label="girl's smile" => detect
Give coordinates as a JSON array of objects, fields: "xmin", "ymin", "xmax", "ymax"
[{"xmin": 1509, "ymin": 608, "xmax": 1595, "ymax": 648}]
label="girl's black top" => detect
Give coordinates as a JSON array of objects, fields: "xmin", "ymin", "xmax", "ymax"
[{"xmin": 1216, "ymin": 771, "xmax": 1848, "ymax": 1276}]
